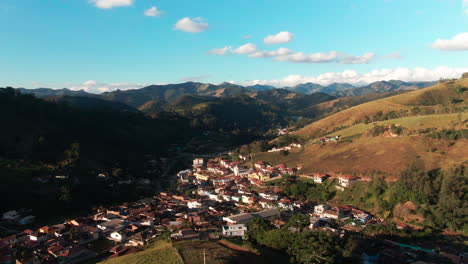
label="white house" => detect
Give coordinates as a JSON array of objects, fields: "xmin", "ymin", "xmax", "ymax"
[
  {"xmin": 313, "ymin": 174, "xmax": 329, "ymax": 184},
  {"xmin": 259, "ymin": 192, "xmax": 279, "ymax": 201},
  {"xmin": 222, "ymin": 224, "xmax": 247, "ymax": 238},
  {"xmin": 193, "ymin": 158, "xmax": 204, "ymax": 168},
  {"xmin": 187, "ymin": 200, "xmax": 203, "ymax": 209},
  {"xmin": 337, "ymin": 175, "xmax": 358, "ymax": 189},
  {"xmin": 314, "ymin": 204, "xmax": 330, "ymax": 216},
  {"xmin": 109, "ymin": 231, "xmax": 126, "ymax": 242}
]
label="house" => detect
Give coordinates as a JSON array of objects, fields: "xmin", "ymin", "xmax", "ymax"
[
  {"xmin": 259, "ymin": 192, "xmax": 279, "ymax": 201},
  {"xmin": 290, "ymin": 143, "xmax": 303, "ymax": 148},
  {"xmin": 277, "ymin": 198, "xmax": 294, "ymax": 211},
  {"xmin": 309, "ymin": 217, "xmax": 321, "ymax": 229},
  {"xmin": 194, "ymin": 172, "xmax": 210, "ymax": 181},
  {"xmin": 97, "ymin": 219, "xmax": 125, "ymax": 231},
  {"xmin": 109, "ymin": 231, "xmax": 126, "ymax": 242},
  {"xmin": 313, "ymin": 173, "xmax": 330, "ymax": 184},
  {"xmin": 337, "ymin": 175, "xmax": 359, "ymax": 190},
  {"xmin": 238, "ymin": 154, "xmax": 248, "ymax": 161},
  {"xmin": 177, "ymin": 170, "xmax": 192, "ymax": 183},
  {"xmin": 314, "ymin": 204, "xmax": 330, "ymax": 216},
  {"xmin": 193, "ymin": 158, "xmax": 204, "ymax": 168},
  {"xmin": 259, "ymin": 199, "xmax": 275, "ymax": 209},
  {"xmin": 170, "ymin": 229, "xmax": 200, "ymax": 241},
  {"xmin": 233, "ymin": 167, "xmax": 250, "ymax": 177},
  {"xmin": 222, "ymin": 224, "xmax": 247, "ymax": 238},
  {"xmin": 322, "ymin": 209, "xmax": 340, "ymax": 220},
  {"xmin": 255, "ymin": 161, "xmax": 266, "ymax": 170},
  {"xmin": 126, "ymin": 232, "xmax": 149, "ymax": 247},
  {"xmin": 187, "ymin": 200, "xmax": 203, "ymax": 209}
]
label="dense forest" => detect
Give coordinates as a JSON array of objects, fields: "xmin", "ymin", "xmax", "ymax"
[{"xmin": 0, "ymin": 87, "xmax": 197, "ymax": 221}]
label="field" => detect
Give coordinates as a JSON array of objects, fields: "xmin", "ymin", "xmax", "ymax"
[
  {"xmin": 99, "ymin": 240, "xmax": 183, "ymax": 264},
  {"xmin": 174, "ymin": 240, "xmax": 290, "ymax": 264},
  {"xmin": 326, "ymin": 113, "xmax": 467, "ymax": 138}
]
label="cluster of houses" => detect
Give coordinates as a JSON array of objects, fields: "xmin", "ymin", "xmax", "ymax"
[
  {"xmin": 2, "ymin": 155, "xmax": 464, "ymax": 264},
  {"xmin": 312, "ymin": 135, "xmax": 341, "ymax": 144},
  {"xmin": 267, "ymin": 143, "xmax": 303, "ymax": 153},
  {"xmin": 180, "ymin": 158, "xmax": 300, "ymax": 188}
]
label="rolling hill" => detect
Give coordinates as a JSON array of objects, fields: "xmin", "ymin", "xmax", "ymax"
[
  {"xmin": 295, "ymin": 78, "xmax": 468, "ymax": 139},
  {"xmin": 255, "ymin": 78, "xmax": 468, "ymax": 176}
]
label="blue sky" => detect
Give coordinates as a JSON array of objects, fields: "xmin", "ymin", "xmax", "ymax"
[{"xmin": 1, "ymin": 0, "xmax": 467, "ymax": 92}]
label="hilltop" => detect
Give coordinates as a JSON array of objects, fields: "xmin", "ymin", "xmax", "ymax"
[
  {"xmin": 295, "ymin": 78, "xmax": 468, "ymax": 139},
  {"xmin": 254, "ymin": 78, "xmax": 468, "ymax": 176}
]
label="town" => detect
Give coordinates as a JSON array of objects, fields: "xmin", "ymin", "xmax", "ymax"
[{"xmin": 1, "ymin": 151, "xmax": 463, "ymax": 264}]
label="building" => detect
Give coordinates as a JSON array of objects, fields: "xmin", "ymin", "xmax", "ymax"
[
  {"xmin": 223, "ymin": 209, "xmax": 280, "ymax": 224},
  {"xmin": 193, "ymin": 158, "xmax": 204, "ymax": 168},
  {"xmin": 314, "ymin": 204, "xmax": 330, "ymax": 216},
  {"xmin": 337, "ymin": 175, "xmax": 359, "ymax": 190},
  {"xmin": 313, "ymin": 173, "xmax": 330, "ymax": 184},
  {"xmin": 222, "ymin": 224, "xmax": 247, "ymax": 238},
  {"xmin": 309, "ymin": 217, "xmax": 321, "ymax": 229}
]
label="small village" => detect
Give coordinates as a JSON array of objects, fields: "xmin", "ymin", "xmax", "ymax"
[{"xmin": 0, "ymin": 152, "xmax": 465, "ymax": 264}]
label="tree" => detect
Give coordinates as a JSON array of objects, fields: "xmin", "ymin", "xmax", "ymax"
[
  {"xmin": 245, "ymin": 218, "xmax": 274, "ymax": 242},
  {"xmin": 287, "ymin": 231, "xmax": 340, "ymax": 264},
  {"xmin": 239, "ymin": 145, "xmax": 250, "ymax": 155},
  {"xmin": 285, "ymin": 214, "xmax": 310, "ymax": 232},
  {"xmin": 59, "ymin": 186, "xmax": 72, "ymax": 203}
]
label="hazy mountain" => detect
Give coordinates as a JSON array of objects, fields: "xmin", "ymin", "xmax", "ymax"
[
  {"xmin": 288, "ymin": 83, "xmax": 324, "ymax": 94},
  {"xmin": 331, "ymin": 80, "xmax": 437, "ymax": 97},
  {"xmin": 246, "ymin": 84, "xmax": 276, "ymax": 91},
  {"xmin": 17, "ymin": 88, "xmax": 92, "ymax": 98}
]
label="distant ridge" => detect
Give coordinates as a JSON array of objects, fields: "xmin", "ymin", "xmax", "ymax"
[{"xmin": 15, "ymin": 80, "xmax": 436, "ymax": 98}]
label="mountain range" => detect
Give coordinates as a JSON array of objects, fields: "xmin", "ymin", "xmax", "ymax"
[{"xmin": 17, "ymin": 80, "xmax": 436, "ymax": 101}]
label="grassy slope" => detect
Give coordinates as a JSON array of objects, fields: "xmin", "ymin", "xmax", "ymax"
[
  {"xmin": 174, "ymin": 240, "xmax": 290, "ymax": 264},
  {"xmin": 255, "ymin": 136, "xmax": 467, "ymax": 177},
  {"xmin": 295, "ymin": 79, "xmax": 468, "ymax": 138},
  {"xmin": 258, "ymin": 79, "xmax": 468, "ymax": 176},
  {"xmin": 99, "ymin": 240, "xmax": 183, "ymax": 264},
  {"xmin": 327, "ymin": 113, "xmax": 468, "ymax": 138}
]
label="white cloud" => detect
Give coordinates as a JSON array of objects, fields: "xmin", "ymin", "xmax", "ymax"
[
  {"xmin": 69, "ymin": 80, "xmax": 147, "ymax": 93},
  {"xmin": 174, "ymin": 17, "xmax": 209, "ymax": 33},
  {"xmin": 243, "ymin": 35, "xmax": 253, "ymax": 39},
  {"xmin": 232, "ymin": 43, "xmax": 258, "ymax": 54},
  {"xmin": 237, "ymin": 66, "xmax": 468, "ymax": 87},
  {"xmin": 144, "ymin": 6, "xmax": 163, "ymax": 17},
  {"xmin": 432, "ymin": 32, "xmax": 468, "ymax": 51},
  {"xmin": 275, "ymin": 51, "xmax": 339, "ymax": 63},
  {"xmin": 340, "ymin": 52, "xmax": 376, "ymax": 64},
  {"xmin": 382, "ymin": 52, "xmax": 402, "ymax": 59},
  {"xmin": 209, "ymin": 46, "xmax": 232, "ymax": 55},
  {"xmin": 249, "ymin": 47, "xmax": 292, "ymax": 58},
  {"xmin": 90, "ymin": 0, "xmax": 134, "ymax": 9},
  {"xmin": 264, "ymin": 31, "xmax": 294, "ymax": 44}
]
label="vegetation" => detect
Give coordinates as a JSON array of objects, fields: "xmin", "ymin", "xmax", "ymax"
[
  {"xmin": 100, "ymin": 240, "xmax": 183, "ymax": 264},
  {"xmin": 337, "ymin": 164, "xmax": 468, "ymax": 233},
  {"xmin": 429, "ymin": 129, "xmax": 468, "ymax": 140},
  {"xmin": 246, "ymin": 218, "xmax": 341, "ymax": 264},
  {"xmin": 0, "ymin": 87, "xmax": 195, "ymax": 220}
]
